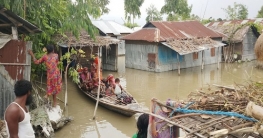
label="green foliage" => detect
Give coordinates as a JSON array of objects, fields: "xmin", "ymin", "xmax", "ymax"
[
  {"xmin": 189, "ymin": 14, "xmax": 201, "ymax": 21},
  {"xmin": 1, "ymin": 0, "xmax": 109, "ymax": 77},
  {"xmin": 250, "ymin": 23, "xmax": 263, "ymax": 35},
  {"xmin": 161, "ymin": 0, "xmax": 192, "ymax": 21},
  {"xmin": 60, "ymin": 48, "xmax": 86, "ymax": 83},
  {"xmin": 257, "ymin": 6, "xmax": 263, "ymax": 18},
  {"xmin": 124, "ymin": 22, "xmax": 140, "ymax": 29},
  {"xmin": 222, "ymin": 2, "xmax": 248, "ymax": 20},
  {"xmin": 200, "ymin": 17, "xmax": 215, "ymax": 25},
  {"xmin": 124, "ymin": 0, "xmax": 144, "ymax": 24},
  {"xmin": 68, "ymin": 67, "xmax": 80, "ymax": 84},
  {"xmin": 146, "ymin": 4, "xmax": 163, "ymax": 22}
]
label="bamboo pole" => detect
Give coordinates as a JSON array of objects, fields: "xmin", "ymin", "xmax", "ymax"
[
  {"xmin": 217, "ymin": 47, "xmax": 220, "ymax": 69},
  {"xmin": 177, "ymin": 53, "xmax": 180, "ymax": 76},
  {"xmin": 93, "ymin": 47, "xmax": 101, "ymax": 120},
  {"xmin": 201, "ymin": 51, "xmax": 204, "ymax": 71}
]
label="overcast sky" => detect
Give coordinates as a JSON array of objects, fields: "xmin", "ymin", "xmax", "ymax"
[{"xmin": 98, "ymin": 0, "xmax": 263, "ymax": 26}]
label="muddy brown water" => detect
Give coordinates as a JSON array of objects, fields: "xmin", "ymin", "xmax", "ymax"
[{"xmin": 54, "ymin": 57, "xmax": 263, "ymax": 138}]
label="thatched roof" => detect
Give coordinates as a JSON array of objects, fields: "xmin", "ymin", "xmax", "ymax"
[
  {"xmin": 55, "ymin": 30, "xmax": 120, "ymax": 47},
  {"xmin": 162, "ymin": 37, "xmax": 226, "ymax": 55},
  {"xmin": 208, "ymin": 25, "xmax": 250, "ymax": 43},
  {"xmin": 255, "ymin": 33, "xmax": 263, "ymax": 66}
]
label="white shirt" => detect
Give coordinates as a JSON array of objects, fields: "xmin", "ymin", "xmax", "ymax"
[
  {"xmin": 114, "ymin": 84, "xmax": 122, "ymax": 95},
  {"xmin": 5, "ymin": 102, "xmax": 35, "ymax": 138}
]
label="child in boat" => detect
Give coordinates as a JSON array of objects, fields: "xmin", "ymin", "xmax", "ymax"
[
  {"xmin": 132, "ymin": 113, "xmax": 149, "ymax": 138},
  {"xmin": 113, "ymin": 78, "xmax": 125, "ymax": 98}
]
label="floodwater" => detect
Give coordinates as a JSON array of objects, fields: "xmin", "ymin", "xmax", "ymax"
[{"xmin": 54, "ymin": 56, "xmax": 263, "ymax": 138}]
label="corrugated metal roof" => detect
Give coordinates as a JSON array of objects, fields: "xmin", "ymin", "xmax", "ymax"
[
  {"xmin": 206, "ymin": 19, "xmax": 263, "ymax": 43},
  {"xmin": 122, "ymin": 21, "xmax": 223, "ymax": 42},
  {"xmin": 92, "ymin": 20, "xmax": 133, "ymax": 35},
  {"xmin": 0, "ymin": 6, "xmax": 42, "ymax": 34},
  {"xmin": 120, "ymin": 28, "xmax": 162, "ymax": 42}
]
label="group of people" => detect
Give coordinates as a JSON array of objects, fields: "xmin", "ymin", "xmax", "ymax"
[
  {"xmin": 3, "ymin": 44, "xmax": 149, "ymax": 138},
  {"xmin": 79, "ymin": 66, "xmax": 127, "ymax": 100}
]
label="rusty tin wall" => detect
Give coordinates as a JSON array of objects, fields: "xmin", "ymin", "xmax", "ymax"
[{"xmin": 0, "ymin": 40, "xmax": 32, "ymax": 119}]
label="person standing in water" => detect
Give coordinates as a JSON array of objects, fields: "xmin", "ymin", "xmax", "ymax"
[
  {"xmin": 4, "ymin": 79, "xmax": 35, "ymax": 138},
  {"xmin": 28, "ymin": 44, "xmax": 62, "ymax": 107}
]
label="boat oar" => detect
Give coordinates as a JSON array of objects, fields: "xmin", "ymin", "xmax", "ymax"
[{"xmin": 93, "ymin": 49, "xmax": 101, "ymax": 120}]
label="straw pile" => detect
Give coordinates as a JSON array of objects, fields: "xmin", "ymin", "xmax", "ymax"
[{"xmin": 255, "ymin": 33, "xmax": 263, "ymax": 68}]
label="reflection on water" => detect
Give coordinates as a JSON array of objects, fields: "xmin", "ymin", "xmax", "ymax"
[{"xmin": 55, "ymin": 56, "xmax": 263, "ymax": 138}]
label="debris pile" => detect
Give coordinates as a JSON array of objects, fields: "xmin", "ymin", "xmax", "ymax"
[{"xmin": 148, "ymin": 82, "xmax": 263, "ymax": 138}]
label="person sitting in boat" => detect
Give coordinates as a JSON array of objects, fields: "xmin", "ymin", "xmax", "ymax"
[
  {"xmin": 105, "ymin": 74, "xmax": 115, "ymax": 96},
  {"xmin": 80, "ymin": 67, "xmax": 93, "ymax": 91},
  {"xmin": 90, "ymin": 66, "xmax": 99, "ymax": 87},
  {"xmin": 113, "ymin": 78, "xmax": 125, "ymax": 98}
]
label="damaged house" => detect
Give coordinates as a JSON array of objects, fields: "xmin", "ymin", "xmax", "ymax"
[
  {"xmin": 122, "ymin": 21, "xmax": 225, "ymax": 73},
  {"xmin": 206, "ymin": 19, "xmax": 263, "ymax": 62}
]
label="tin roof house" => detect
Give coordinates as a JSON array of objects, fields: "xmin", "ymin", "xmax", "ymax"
[
  {"xmin": 206, "ymin": 19, "xmax": 263, "ymax": 62},
  {"xmin": 92, "ymin": 20, "xmax": 133, "ymax": 56},
  {"xmin": 57, "ymin": 30, "xmax": 120, "ymax": 71},
  {"xmin": 122, "ymin": 21, "xmax": 225, "ymax": 73},
  {"xmin": 92, "ymin": 20, "xmax": 134, "ymax": 55},
  {"xmin": 0, "ymin": 6, "xmax": 41, "ymax": 118}
]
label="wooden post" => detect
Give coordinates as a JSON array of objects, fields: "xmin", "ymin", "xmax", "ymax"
[
  {"xmin": 201, "ymin": 51, "xmax": 204, "ymax": 71},
  {"xmin": 93, "ymin": 47, "xmax": 101, "ymax": 120},
  {"xmin": 115, "ymin": 44, "xmax": 118, "ymax": 71},
  {"xmin": 177, "ymin": 53, "xmax": 180, "ymax": 76},
  {"xmin": 217, "ymin": 47, "xmax": 220, "ymax": 69},
  {"xmin": 12, "ymin": 27, "xmax": 18, "ymax": 40}
]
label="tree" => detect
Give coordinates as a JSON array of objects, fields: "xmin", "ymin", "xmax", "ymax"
[
  {"xmin": 257, "ymin": 6, "xmax": 263, "ymax": 18},
  {"xmin": 161, "ymin": 0, "xmax": 192, "ymax": 21},
  {"xmin": 124, "ymin": 0, "xmax": 144, "ymax": 24},
  {"xmin": 201, "ymin": 17, "xmax": 215, "ymax": 25},
  {"xmin": 124, "ymin": 22, "xmax": 140, "ymax": 29},
  {"xmin": 145, "ymin": 4, "xmax": 163, "ymax": 22},
  {"xmin": 1, "ymin": 0, "xmax": 110, "ymax": 107},
  {"xmin": 217, "ymin": 18, "xmax": 223, "ymax": 21},
  {"xmin": 222, "ymin": 2, "xmax": 248, "ymax": 20},
  {"xmin": 190, "ymin": 14, "xmax": 201, "ymax": 21}
]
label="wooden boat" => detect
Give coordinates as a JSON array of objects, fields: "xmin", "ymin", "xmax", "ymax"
[{"xmin": 76, "ymin": 83, "xmax": 139, "ymax": 117}]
